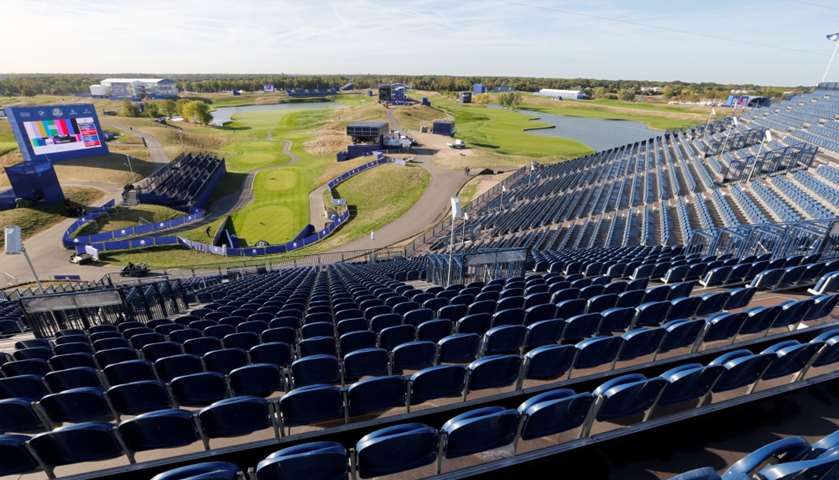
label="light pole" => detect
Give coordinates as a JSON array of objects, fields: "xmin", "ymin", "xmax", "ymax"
[
  {"xmin": 124, "ymin": 153, "xmax": 134, "ymax": 176},
  {"xmin": 821, "ymin": 33, "xmax": 839, "ymax": 84},
  {"xmin": 747, "ymin": 130, "xmax": 773, "ymax": 183},
  {"xmin": 719, "ymin": 115, "xmax": 739, "ymax": 156},
  {"xmin": 704, "ymin": 108, "xmax": 716, "ymax": 135}
]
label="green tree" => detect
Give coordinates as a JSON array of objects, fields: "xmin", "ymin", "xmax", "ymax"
[
  {"xmin": 662, "ymin": 85, "xmax": 675, "ymax": 98},
  {"xmin": 193, "ymin": 101, "xmax": 212, "ymax": 124},
  {"xmin": 144, "ymin": 102, "xmax": 160, "ymax": 118},
  {"xmin": 499, "ymin": 92, "xmax": 522, "ymax": 109},
  {"xmin": 119, "ymin": 100, "xmax": 138, "ymax": 117},
  {"xmin": 618, "ymin": 88, "xmax": 636, "ymax": 101},
  {"xmin": 593, "ymin": 86, "xmax": 608, "ymax": 99},
  {"xmin": 161, "ymin": 100, "xmax": 177, "ymax": 117}
]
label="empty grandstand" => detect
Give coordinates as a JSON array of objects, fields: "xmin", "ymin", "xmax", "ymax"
[
  {"xmin": 130, "ymin": 153, "xmax": 226, "ymax": 212},
  {"xmin": 425, "ymin": 90, "xmax": 839, "ymax": 256}
]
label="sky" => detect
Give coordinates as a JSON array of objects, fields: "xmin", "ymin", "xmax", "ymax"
[{"xmin": 1, "ymin": 0, "xmax": 838, "ymax": 86}]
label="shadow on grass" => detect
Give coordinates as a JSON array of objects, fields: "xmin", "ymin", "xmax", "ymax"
[
  {"xmin": 56, "ymin": 153, "xmax": 162, "ymax": 177},
  {"xmin": 411, "ymin": 147, "xmax": 439, "ymax": 156}
]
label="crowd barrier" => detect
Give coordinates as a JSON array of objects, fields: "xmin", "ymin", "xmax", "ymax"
[
  {"xmin": 65, "ymin": 209, "xmax": 206, "ymax": 248},
  {"xmin": 72, "ymin": 157, "xmax": 392, "ymax": 257}
]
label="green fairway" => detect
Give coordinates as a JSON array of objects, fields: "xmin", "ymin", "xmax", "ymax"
[
  {"xmin": 432, "ymin": 95, "xmax": 594, "ymax": 158},
  {"xmin": 230, "ymin": 167, "xmax": 309, "ymax": 245},
  {"xmin": 518, "ymin": 95, "xmax": 710, "ymax": 130}
]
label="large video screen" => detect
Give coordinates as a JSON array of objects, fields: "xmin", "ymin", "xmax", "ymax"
[
  {"xmin": 23, "ymin": 116, "xmax": 102, "ymax": 155},
  {"xmin": 3, "ymin": 104, "xmax": 109, "ymax": 162}
]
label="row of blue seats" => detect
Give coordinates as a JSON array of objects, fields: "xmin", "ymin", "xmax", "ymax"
[
  {"xmin": 3, "ymin": 294, "xmax": 837, "ymax": 436},
  {"xmin": 670, "ymin": 431, "xmax": 839, "ymax": 480},
  {"xmin": 14, "ymin": 330, "xmax": 837, "ymax": 480}
]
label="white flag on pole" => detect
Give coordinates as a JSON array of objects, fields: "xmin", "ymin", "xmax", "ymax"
[
  {"xmin": 530, "ymin": 162, "xmax": 535, "ymax": 172},
  {"xmin": 765, "ymin": 130, "xmax": 773, "ymax": 142},
  {"xmin": 464, "ymin": 211, "xmax": 469, "ymax": 221},
  {"xmin": 827, "ymin": 33, "xmax": 839, "ymax": 42},
  {"xmin": 711, "ymin": 108, "xmax": 716, "ymax": 116},
  {"xmin": 451, "ymin": 196, "xmax": 463, "ymax": 220},
  {"xmin": 502, "ymin": 185, "xmax": 507, "ymax": 193},
  {"xmin": 732, "ymin": 117, "xmax": 739, "ymax": 127}
]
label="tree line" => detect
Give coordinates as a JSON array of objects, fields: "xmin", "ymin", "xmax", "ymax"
[
  {"xmin": 0, "ymin": 73, "xmax": 805, "ymax": 101},
  {"xmin": 119, "ymin": 99, "xmax": 212, "ymax": 124}
]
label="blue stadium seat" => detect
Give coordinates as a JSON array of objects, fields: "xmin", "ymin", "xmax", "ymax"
[
  {"xmin": 198, "ymin": 396, "xmax": 274, "ymax": 440},
  {"xmin": 279, "ymin": 385, "xmax": 344, "ymax": 432},
  {"xmin": 229, "ymin": 363, "xmax": 284, "ymax": 397},
  {"xmin": 255, "ymin": 442, "xmax": 348, "ymax": 480},
  {"xmin": 170, "ymin": 372, "xmax": 228, "ymax": 407},
  {"xmin": 118, "ymin": 409, "xmax": 201, "ymax": 460},
  {"xmin": 409, "ymin": 365, "xmax": 467, "ymax": 407},
  {"xmin": 517, "ymin": 388, "xmax": 593, "ymax": 445},
  {"xmin": 29, "ymin": 422, "xmax": 124, "ymax": 476},
  {"xmin": 151, "ymin": 462, "xmax": 240, "ymax": 480},
  {"xmin": 347, "ymin": 375, "xmax": 408, "ymax": 418},
  {"xmin": 355, "ymin": 423, "xmax": 438, "ymax": 478},
  {"xmin": 292, "ymin": 354, "xmax": 341, "ymax": 387},
  {"xmin": 107, "ymin": 380, "xmax": 172, "ymax": 417},
  {"xmin": 439, "ymin": 406, "xmax": 518, "ymax": 469}
]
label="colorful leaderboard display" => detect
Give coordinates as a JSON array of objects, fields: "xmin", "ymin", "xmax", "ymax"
[
  {"xmin": 3, "ymin": 104, "xmax": 109, "ymax": 162},
  {"xmin": 24, "ymin": 116, "xmax": 102, "ymax": 155}
]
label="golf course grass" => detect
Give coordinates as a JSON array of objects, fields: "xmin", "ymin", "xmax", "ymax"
[
  {"xmin": 518, "ymin": 95, "xmax": 711, "ymax": 130},
  {"xmin": 431, "ymin": 95, "xmax": 594, "ymax": 158}
]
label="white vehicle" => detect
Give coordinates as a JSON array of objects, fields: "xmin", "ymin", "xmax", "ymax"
[
  {"xmin": 69, "ymin": 253, "xmax": 93, "ymax": 265},
  {"xmin": 448, "ymin": 139, "xmax": 466, "ymax": 149}
]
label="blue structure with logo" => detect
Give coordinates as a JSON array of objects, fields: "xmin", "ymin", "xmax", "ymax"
[{"xmin": 4, "ymin": 104, "xmax": 109, "ymax": 163}]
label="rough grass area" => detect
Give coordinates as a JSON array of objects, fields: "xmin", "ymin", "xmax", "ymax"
[
  {"xmin": 431, "ymin": 95, "xmax": 594, "ymax": 159},
  {"xmin": 325, "ymin": 163, "xmax": 430, "ymax": 245},
  {"xmin": 0, "ymin": 187, "xmax": 103, "ymax": 248},
  {"xmin": 74, "ymin": 204, "xmax": 185, "ymax": 237},
  {"xmin": 519, "ymin": 95, "xmax": 711, "ymax": 130},
  {"xmin": 390, "ymin": 103, "xmax": 446, "ymax": 131},
  {"xmin": 0, "ymin": 121, "xmax": 17, "ymax": 157}
]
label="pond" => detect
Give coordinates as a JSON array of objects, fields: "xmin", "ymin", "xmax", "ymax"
[
  {"xmin": 517, "ymin": 108, "xmax": 660, "ymax": 151},
  {"xmin": 210, "ymin": 102, "xmax": 336, "ymax": 126}
]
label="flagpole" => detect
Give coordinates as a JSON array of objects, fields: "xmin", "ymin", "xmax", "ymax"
[
  {"xmin": 461, "ymin": 213, "xmax": 468, "ymax": 247},
  {"xmin": 447, "ymin": 196, "xmax": 461, "ymax": 287},
  {"xmin": 446, "ymin": 218, "xmax": 455, "ymax": 286},
  {"xmin": 821, "ymin": 39, "xmax": 839, "ymax": 84}
]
